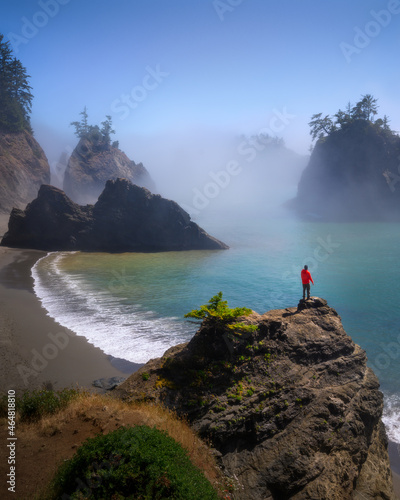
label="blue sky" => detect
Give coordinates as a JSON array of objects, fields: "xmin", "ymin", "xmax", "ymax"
[{"xmin": 1, "ymin": 0, "xmax": 399, "ymax": 175}]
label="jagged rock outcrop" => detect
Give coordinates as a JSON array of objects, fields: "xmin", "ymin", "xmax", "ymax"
[
  {"xmin": 114, "ymin": 297, "xmax": 394, "ymax": 499},
  {"xmin": 63, "ymin": 136, "xmax": 154, "ymax": 204},
  {"xmin": 1, "ymin": 178, "xmax": 228, "ymax": 252},
  {"xmin": 290, "ymin": 120, "xmax": 400, "ymax": 221},
  {"xmin": 0, "ymin": 130, "xmax": 50, "ymax": 213}
]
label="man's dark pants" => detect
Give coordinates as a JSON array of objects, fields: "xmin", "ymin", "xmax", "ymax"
[{"xmin": 302, "ymin": 283, "xmax": 310, "ymax": 299}]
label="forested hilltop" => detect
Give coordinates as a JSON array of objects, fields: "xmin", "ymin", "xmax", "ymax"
[
  {"xmin": 0, "ymin": 34, "xmax": 33, "ymax": 133},
  {"xmin": 0, "ymin": 34, "xmax": 49, "ymax": 213},
  {"xmin": 290, "ymin": 95, "xmax": 400, "ymax": 221}
]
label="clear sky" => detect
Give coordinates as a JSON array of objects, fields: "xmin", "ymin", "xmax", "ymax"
[{"xmin": 1, "ymin": 0, "xmax": 399, "ymax": 174}]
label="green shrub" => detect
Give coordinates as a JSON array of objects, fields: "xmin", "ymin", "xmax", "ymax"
[
  {"xmin": 18, "ymin": 388, "xmax": 79, "ymax": 422},
  {"xmin": 185, "ymin": 292, "xmax": 257, "ymax": 335},
  {"xmin": 49, "ymin": 425, "xmax": 219, "ymax": 499}
]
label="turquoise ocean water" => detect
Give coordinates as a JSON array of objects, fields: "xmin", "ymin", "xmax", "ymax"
[{"xmin": 31, "ymin": 212, "xmax": 400, "ymax": 443}]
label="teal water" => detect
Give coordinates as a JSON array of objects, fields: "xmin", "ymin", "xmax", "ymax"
[{"xmin": 32, "ymin": 214, "xmax": 400, "ymax": 442}]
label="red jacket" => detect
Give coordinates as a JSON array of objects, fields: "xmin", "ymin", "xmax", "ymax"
[{"xmin": 301, "ymin": 269, "xmax": 314, "ymax": 285}]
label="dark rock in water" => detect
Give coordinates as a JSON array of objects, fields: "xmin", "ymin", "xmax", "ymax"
[
  {"xmin": 63, "ymin": 136, "xmax": 155, "ymax": 204},
  {"xmin": 0, "ymin": 130, "xmax": 50, "ymax": 213},
  {"xmin": 1, "ymin": 178, "xmax": 228, "ymax": 252},
  {"xmin": 114, "ymin": 297, "xmax": 394, "ymax": 499},
  {"xmin": 92, "ymin": 377, "xmax": 126, "ymax": 390}
]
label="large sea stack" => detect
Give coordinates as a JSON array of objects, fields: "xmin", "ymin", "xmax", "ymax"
[
  {"xmin": 63, "ymin": 135, "xmax": 154, "ymax": 204},
  {"xmin": 290, "ymin": 119, "xmax": 400, "ymax": 221},
  {"xmin": 0, "ymin": 130, "xmax": 50, "ymax": 213},
  {"xmin": 114, "ymin": 297, "xmax": 394, "ymax": 499},
  {"xmin": 1, "ymin": 178, "xmax": 228, "ymax": 252}
]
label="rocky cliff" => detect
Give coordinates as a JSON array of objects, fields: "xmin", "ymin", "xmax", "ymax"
[
  {"xmin": 1, "ymin": 178, "xmax": 228, "ymax": 252},
  {"xmin": 63, "ymin": 136, "xmax": 154, "ymax": 204},
  {"xmin": 0, "ymin": 130, "xmax": 50, "ymax": 213},
  {"xmin": 114, "ymin": 298, "xmax": 394, "ymax": 499},
  {"xmin": 290, "ymin": 120, "xmax": 400, "ymax": 221}
]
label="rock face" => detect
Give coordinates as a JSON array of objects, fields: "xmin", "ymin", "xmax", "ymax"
[
  {"xmin": 114, "ymin": 297, "xmax": 394, "ymax": 499},
  {"xmin": 63, "ymin": 136, "xmax": 155, "ymax": 204},
  {"xmin": 0, "ymin": 130, "xmax": 50, "ymax": 213},
  {"xmin": 290, "ymin": 120, "xmax": 400, "ymax": 221},
  {"xmin": 1, "ymin": 178, "xmax": 228, "ymax": 252}
]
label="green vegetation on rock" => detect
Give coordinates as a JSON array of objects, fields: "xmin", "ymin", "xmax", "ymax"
[
  {"xmin": 70, "ymin": 106, "xmax": 119, "ymax": 150},
  {"xmin": 308, "ymin": 94, "xmax": 394, "ymax": 143},
  {"xmin": 185, "ymin": 291, "xmax": 257, "ymax": 335}
]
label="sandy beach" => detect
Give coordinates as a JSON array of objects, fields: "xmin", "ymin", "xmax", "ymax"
[{"xmin": 0, "ymin": 234, "xmax": 140, "ymax": 394}]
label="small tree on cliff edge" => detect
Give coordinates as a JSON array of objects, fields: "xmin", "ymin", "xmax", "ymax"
[
  {"xmin": 70, "ymin": 108, "xmax": 117, "ymax": 149},
  {"xmin": 70, "ymin": 106, "xmax": 89, "ymax": 138},
  {"xmin": 185, "ymin": 292, "xmax": 257, "ymax": 336},
  {"xmin": 100, "ymin": 115, "xmax": 115, "ymax": 146}
]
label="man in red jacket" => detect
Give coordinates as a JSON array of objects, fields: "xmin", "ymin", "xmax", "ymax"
[{"xmin": 301, "ymin": 265, "xmax": 314, "ymax": 300}]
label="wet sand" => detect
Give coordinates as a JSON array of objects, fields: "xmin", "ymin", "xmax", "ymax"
[{"xmin": 0, "ymin": 245, "xmax": 140, "ymax": 394}]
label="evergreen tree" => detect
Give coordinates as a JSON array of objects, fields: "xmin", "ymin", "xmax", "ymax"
[
  {"xmin": 308, "ymin": 113, "xmax": 335, "ymax": 141},
  {"xmin": 0, "ymin": 33, "xmax": 33, "ymax": 132},
  {"xmin": 70, "ymin": 106, "xmax": 89, "ymax": 138},
  {"xmin": 382, "ymin": 115, "xmax": 391, "ymax": 131},
  {"xmin": 70, "ymin": 109, "xmax": 118, "ymax": 150},
  {"xmin": 358, "ymin": 94, "xmax": 378, "ymax": 122},
  {"xmin": 100, "ymin": 115, "xmax": 115, "ymax": 146},
  {"xmin": 309, "ymin": 95, "xmax": 394, "ymax": 143}
]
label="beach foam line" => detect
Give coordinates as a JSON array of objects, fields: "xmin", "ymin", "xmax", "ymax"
[
  {"xmin": 31, "ymin": 253, "xmax": 195, "ymax": 364},
  {"xmin": 383, "ymin": 392, "xmax": 400, "ymax": 445}
]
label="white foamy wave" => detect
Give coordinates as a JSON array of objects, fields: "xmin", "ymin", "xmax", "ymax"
[
  {"xmin": 382, "ymin": 392, "xmax": 400, "ymax": 444},
  {"xmin": 31, "ymin": 253, "xmax": 195, "ymax": 363}
]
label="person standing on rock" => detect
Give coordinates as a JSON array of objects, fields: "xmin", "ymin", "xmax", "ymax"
[{"xmin": 301, "ymin": 265, "xmax": 314, "ymax": 300}]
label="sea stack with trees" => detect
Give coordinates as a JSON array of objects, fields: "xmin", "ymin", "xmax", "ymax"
[{"xmin": 290, "ymin": 94, "xmax": 400, "ymax": 221}]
